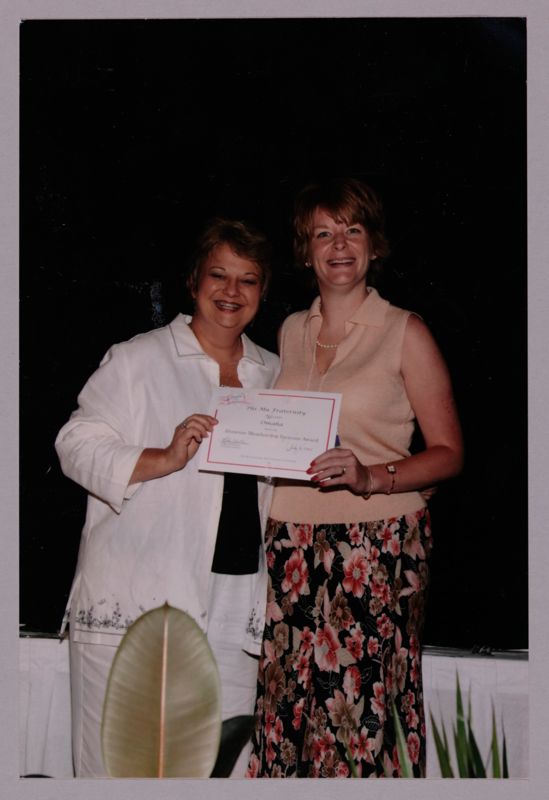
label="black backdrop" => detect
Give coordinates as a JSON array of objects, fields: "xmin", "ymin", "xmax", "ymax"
[{"xmin": 20, "ymin": 17, "xmax": 527, "ymax": 649}]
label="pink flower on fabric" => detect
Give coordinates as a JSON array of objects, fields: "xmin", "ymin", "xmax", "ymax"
[
  {"xmin": 409, "ymin": 634, "xmax": 420, "ymax": 660},
  {"xmin": 313, "ymin": 529, "xmax": 335, "ymax": 574},
  {"xmin": 370, "ymin": 681, "xmax": 386, "ymax": 719},
  {"xmin": 265, "ymin": 598, "xmax": 283, "ymax": 626},
  {"xmin": 300, "ymin": 626, "xmax": 314, "ymax": 653},
  {"xmin": 292, "ymin": 697, "xmax": 305, "ymax": 731},
  {"xmin": 266, "ymin": 740, "xmax": 276, "ymax": 768},
  {"xmin": 388, "ymin": 534, "xmax": 401, "ymax": 557},
  {"xmin": 326, "ymin": 690, "xmax": 364, "ymax": 747},
  {"xmin": 407, "ymin": 731, "xmax": 421, "ymax": 764},
  {"xmin": 348, "ymin": 523, "xmax": 364, "ymax": 545},
  {"xmin": 403, "ymin": 519, "xmax": 425, "ymax": 560},
  {"xmin": 383, "ymin": 750, "xmax": 395, "ymax": 776},
  {"xmin": 265, "ymin": 578, "xmax": 284, "ymax": 625},
  {"xmin": 262, "ymin": 638, "xmax": 275, "ymax": 667},
  {"xmin": 381, "ymin": 522, "xmax": 399, "ymax": 551},
  {"xmin": 284, "ymin": 523, "xmax": 313, "ymax": 549},
  {"xmin": 377, "ymin": 613, "xmax": 394, "ymax": 639},
  {"xmin": 369, "ymin": 596, "xmax": 384, "ymax": 616},
  {"xmin": 272, "ymin": 622, "xmax": 289, "ymax": 658},
  {"xmin": 281, "ymin": 549, "xmax": 310, "ymax": 602},
  {"xmin": 367, "ymin": 636, "xmax": 379, "ymax": 657},
  {"xmin": 399, "ymin": 569, "xmax": 420, "ymax": 598},
  {"xmin": 314, "ymin": 623, "xmax": 341, "ymax": 672},
  {"xmin": 343, "ymin": 665, "xmax": 362, "ymax": 701},
  {"xmin": 350, "ymin": 727, "xmax": 376, "ymax": 764},
  {"xmin": 328, "ymin": 589, "xmax": 355, "ymax": 631},
  {"xmin": 268, "ymin": 716, "xmax": 284, "ymax": 746},
  {"xmin": 336, "ymin": 761, "xmax": 350, "ymax": 777},
  {"xmin": 311, "ymin": 732, "xmax": 333, "ymax": 768},
  {"xmin": 264, "ymin": 662, "xmax": 286, "ymax": 711},
  {"xmin": 392, "ymin": 647, "xmax": 409, "ymax": 693},
  {"xmin": 296, "ymin": 652, "xmax": 312, "ymax": 688},
  {"xmin": 264, "ymin": 709, "xmax": 276, "ymax": 736},
  {"xmin": 372, "ymin": 581, "xmax": 391, "ymax": 605},
  {"xmin": 406, "ymin": 706, "xmax": 419, "ymax": 729},
  {"xmin": 342, "ymin": 548, "xmax": 370, "ymax": 597},
  {"xmin": 401, "ymin": 689, "xmax": 415, "ymax": 712},
  {"xmin": 345, "ymin": 626, "xmax": 365, "ymax": 660},
  {"xmin": 410, "ymin": 658, "xmax": 421, "ymax": 685},
  {"xmin": 245, "ymin": 753, "xmax": 260, "ymax": 778}
]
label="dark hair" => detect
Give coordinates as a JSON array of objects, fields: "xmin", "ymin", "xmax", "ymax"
[
  {"xmin": 293, "ymin": 177, "xmax": 390, "ymax": 279},
  {"xmin": 186, "ymin": 217, "xmax": 272, "ymax": 298}
]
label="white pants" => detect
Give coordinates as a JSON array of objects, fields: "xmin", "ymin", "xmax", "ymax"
[{"xmin": 69, "ymin": 573, "xmax": 259, "ymax": 778}]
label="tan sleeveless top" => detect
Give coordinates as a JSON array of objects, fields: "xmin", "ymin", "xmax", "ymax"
[{"xmin": 270, "ymin": 287, "xmax": 426, "ymax": 523}]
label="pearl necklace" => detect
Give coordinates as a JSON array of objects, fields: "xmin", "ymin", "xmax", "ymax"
[{"xmin": 315, "ymin": 339, "xmax": 340, "ymax": 350}]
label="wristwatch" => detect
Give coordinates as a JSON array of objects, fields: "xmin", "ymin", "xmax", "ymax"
[{"xmin": 385, "ymin": 463, "xmax": 396, "ymax": 495}]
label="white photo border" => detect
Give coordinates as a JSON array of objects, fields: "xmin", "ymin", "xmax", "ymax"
[{"xmin": 2, "ymin": 1, "xmax": 547, "ymax": 799}]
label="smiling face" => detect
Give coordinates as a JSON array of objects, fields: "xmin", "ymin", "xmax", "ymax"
[
  {"xmin": 191, "ymin": 242, "xmax": 262, "ymax": 334},
  {"xmin": 308, "ymin": 207, "xmax": 376, "ymax": 293}
]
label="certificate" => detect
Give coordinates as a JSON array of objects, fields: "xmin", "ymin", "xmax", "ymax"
[{"xmin": 198, "ymin": 388, "xmax": 342, "ymax": 480}]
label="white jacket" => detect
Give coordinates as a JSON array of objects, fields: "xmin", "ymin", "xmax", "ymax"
[{"xmin": 55, "ymin": 314, "xmax": 280, "ymax": 652}]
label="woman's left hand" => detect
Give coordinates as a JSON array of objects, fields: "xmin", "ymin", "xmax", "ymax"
[{"xmin": 307, "ymin": 448, "xmax": 372, "ymax": 495}]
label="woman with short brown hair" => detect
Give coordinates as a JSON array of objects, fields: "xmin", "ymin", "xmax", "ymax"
[{"xmin": 248, "ymin": 177, "xmax": 463, "ymax": 778}]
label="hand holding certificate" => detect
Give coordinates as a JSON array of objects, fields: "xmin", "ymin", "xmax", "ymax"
[{"xmin": 198, "ymin": 388, "xmax": 342, "ymax": 480}]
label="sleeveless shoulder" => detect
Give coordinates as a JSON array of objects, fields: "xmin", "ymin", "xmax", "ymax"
[
  {"xmin": 281, "ymin": 309, "xmax": 310, "ymax": 332},
  {"xmin": 278, "ymin": 308, "xmax": 311, "ymax": 360}
]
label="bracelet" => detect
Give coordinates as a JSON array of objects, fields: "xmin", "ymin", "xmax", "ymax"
[
  {"xmin": 385, "ymin": 463, "xmax": 397, "ymax": 495},
  {"xmin": 362, "ymin": 466, "xmax": 374, "ymax": 500}
]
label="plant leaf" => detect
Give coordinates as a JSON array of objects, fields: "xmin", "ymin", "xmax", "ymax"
[
  {"xmin": 453, "ymin": 672, "xmax": 469, "ymax": 776},
  {"xmin": 101, "ymin": 603, "xmax": 221, "ymax": 777},
  {"xmin": 490, "ymin": 703, "xmax": 502, "ymax": 778},
  {"xmin": 391, "ymin": 698, "xmax": 414, "ymax": 778},
  {"xmin": 429, "ymin": 710, "xmax": 454, "ymax": 777},
  {"xmin": 467, "ymin": 720, "xmax": 486, "ymax": 778},
  {"xmin": 502, "ymin": 724, "xmax": 509, "ymax": 778},
  {"xmin": 210, "ymin": 716, "xmax": 254, "ymax": 778}
]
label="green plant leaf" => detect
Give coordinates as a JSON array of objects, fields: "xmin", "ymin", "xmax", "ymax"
[
  {"xmin": 101, "ymin": 603, "xmax": 221, "ymax": 777},
  {"xmin": 502, "ymin": 725, "xmax": 509, "ymax": 778},
  {"xmin": 210, "ymin": 715, "xmax": 254, "ymax": 778},
  {"xmin": 429, "ymin": 710, "xmax": 454, "ymax": 777},
  {"xmin": 453, "ymin": 673, "xmax": 469, "ymax": 776},
  {"xmin": 430, "ymin": 675, "xmax": 509, "ymax": 780},
  {"xmin": 441, "ymin": 711, "xmax": 451, "ymax": 758},
  {"xmin": 490, "ymin": 703, "xmax": 502, "ymax": 778},
  {"xmin": 391, "ymin": 698, "xmax": 414, "ymax": 778},
  {"xmin": 466, "ymin": 721, "xmax": 486, "ymax": 778}
]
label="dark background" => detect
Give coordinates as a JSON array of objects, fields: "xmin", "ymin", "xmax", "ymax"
[{"xmin": 20, "ymin": 18, "xmax": 527, "ymax": 649}]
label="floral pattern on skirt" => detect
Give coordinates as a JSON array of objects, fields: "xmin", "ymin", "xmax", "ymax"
[{"xmin": 247, "ymin": 508, "xmax": 432, "ymax": 778}]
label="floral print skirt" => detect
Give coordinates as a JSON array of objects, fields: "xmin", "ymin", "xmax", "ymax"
[{"xmin": 247, "ymin": 508, "xmax": 432, "ymax": 778}]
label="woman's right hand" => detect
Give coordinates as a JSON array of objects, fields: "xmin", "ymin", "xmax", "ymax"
[
  {"xmin": 164, "ymin": 414, "xmax": 219, "ymax": 472},
  {"xmin": 129, "ymin": 414, "xmax": 218, "ymax": 484}
]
